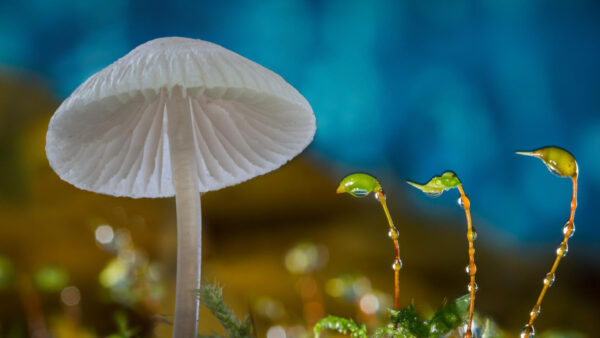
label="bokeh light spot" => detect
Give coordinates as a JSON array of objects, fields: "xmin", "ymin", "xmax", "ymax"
[
  {"xmin": 95, "ymin": 224, "xmax": 114, "ymax": 245},
  {"xmin": 266, "ymin": 325, "xmax": 286, "ymax": 338},
  {"xmin": 359, "ymin": 293, "xmax": 379, "ymax": 314},
  {"xmin": 60, "ymin": 285, "xmax": 81, "ymax": 306}
]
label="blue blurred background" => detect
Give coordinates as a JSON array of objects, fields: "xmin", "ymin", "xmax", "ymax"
[
  {"xmin": 1, "ymin": 0, "xmax": 599, "ymax": 336},
  {"xmin": 3, "ymin": 0, "xmax": 599, "ymax": 245}
]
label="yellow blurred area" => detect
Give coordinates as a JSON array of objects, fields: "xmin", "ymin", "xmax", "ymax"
[{"xmin": 0, "ymin": 74, "xmax": 598, "ymax": 337}]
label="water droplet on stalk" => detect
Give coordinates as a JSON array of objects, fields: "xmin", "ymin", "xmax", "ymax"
[
  {"xmin": 457, "ymin": 197, "xmax": 464, "ymax": 208},
  {"xmin": 470, "ymin": 230, "xmax": 477, "ymax": 241},
  {"xmin": 530, "ymin": 305, "xmax": 541, "ymax": 319},
  {"xmin": 543, "ymin": 273, "xmax": 555, "ymax": 286},
  {"xmin": 556, "ymin": 243, "xmax": 568, "ymax": 257},
  {"xmin": 388, "ymin": 228, "xmax": 399, "ymax": 239},
  {"xmin": 467, "ymin": 283, "xmax": 478, "ymax": 292},
  {"xmin": 563, "ymin": 222, "xmax": 575, "ymax": 238},
  {"xmin": 392, "ymin": 259, "xmax": 402, "ymax": 271},
  {"xmin": 465, "ymin": 264, "xmax": 477, "ymax": 275},
  {"xmin": 520, "ymin": 324, "xmax": 535, "ymax": 338}
]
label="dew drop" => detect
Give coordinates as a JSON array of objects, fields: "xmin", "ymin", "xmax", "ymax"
[
  {"xmin": 457, "ymin": 197, "xmax": 464, "ymax": 208},
  {"xmin": 425, "ymin": 191, "xmax": 442, "ymax": 198},
  {"xmin": 520, "ymin": 324, "xmax": 535, "ymax": 338},
  {"xmin": 388, "ymin": 228, "xmax": 399, "ymax": 239},
  {"xmin": 352, "ymin": 189, "xmax": 368, "ymax": 198},
  {"xmin": 374, "ymin": 192, "xmax": 381, "ymax": 201},
  {"xmin": 470, "ymin": 229, "xmax": 478, "ymax": 241},
  {"xmin": 530, "ymin": 304, "xmax": 541, "ymax": 319},
  {"xmin": 556, "ymin": 242, "xmax": 568, "ymax": 257},
  {"xmin": 392, "ymin": 259, "xmax": 403, "ymax": 271},
  {"xmin": 465, "ymin": 264, "xmax": 476, "ymax": 275},
  {"xmin": 563, "ymin": 222, "xmax": 575, "ymax": 238},
  {"xmin": 548, "ymin": 164, "xmax": 564, "ymax": 177},
  {"xmin": 543, "ymin": 272, "xmax": 555, "ymax": 287},
  {"xmin": 467, "ymin": 283, "xmax": 478, "ymax": 292}
]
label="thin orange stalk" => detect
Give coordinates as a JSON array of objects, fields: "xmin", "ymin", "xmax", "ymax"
[
  {"xmin": 376, "ymin": 191, "xmax": 401, "ymax": 310},
  {"xmin": 523, "ymin": 176, "xmax": 577, "ymax": 337},
  {"xmin": 457, "ymin": 185, "xmax": 476, "ymax": 338}
]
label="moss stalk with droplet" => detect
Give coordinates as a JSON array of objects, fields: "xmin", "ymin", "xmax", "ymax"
[
  {"xmin": 517, "ymin": 146, "xmax": 578, "ymax": 337},
  {"xmin": 407, "ymin": 171, "xmax": 477, "ymax": 338},
  {"xmin": 336, "ymin": 173, "xmax": 402, "ymax": 310}
]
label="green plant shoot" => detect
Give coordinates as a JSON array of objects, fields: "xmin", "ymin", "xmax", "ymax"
[
  {"xmin": 197, "ymin": 282, "xmax": 255, "ymax": 338},
  {"xmin": 517, "ymin": 146, "xmax": 578, "ymax": 338},
  {"xmin": 405, "ymin": 171, "xmax": 461, "ymax": 197},
  {"xmin": 336, "ymin": 173, "xmax": 383, "ymax": 197},
  {"xmin": 516, "ymin": 146, "xmax": 578, "ymax": 178},
  {"xmin": 107, "ymin": 311, "xmax": 140, "ymax": 338},
  {"xmin": 407, "ymin": 171, "xmax": 477, "ymax": 338},
  {"xmin": 314, "ymin": 294, "xmax": 473, "ymax": 338},
  {"xmin": 314, "ymin": 315, "xmax": 368, "ymax": 338},
  {"xmin": 336, "ymin": 173, "xmax": 402, "ymax": 309}
]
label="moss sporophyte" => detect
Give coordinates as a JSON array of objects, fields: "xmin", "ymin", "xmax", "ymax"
[
  {"xmin": 324, "ymin": 173, "xmax": 486, "ymax": 337},
  {"xmin": 336, "ymin": 173, "xmax": 402, "ymax": 310},
  {"xmin": 516, "ymin": 147, "xmax": 578, "ymax": 338},
  {"xmin": 407, "ymin": 171, "xmax": 477, "ymax": 338}
]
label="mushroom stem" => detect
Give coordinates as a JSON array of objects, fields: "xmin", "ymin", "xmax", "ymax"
[{"xmin": 167, "ymin": 94, "xmax": 202, "ymax": 338}]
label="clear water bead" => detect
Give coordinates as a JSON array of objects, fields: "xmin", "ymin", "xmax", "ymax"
[
  {"xmin": 388, "ymin": 228, "xmax": 399, "ymax": 239},
  {"xmin": 392, "ymin": 259, "xmax": 403, "ymax": 271},
  {"xmin": 457, "ymin": 197, "xmax": 464, "ymax": 208},
  {"xmin": 530, "ymin": 305, "xmax": 541, "ymax": 319},
  {"xmin": 563, "ymin": 222, "xmax": 575, "ymax": 238},
  {"xmin": 425, "ymin": 191, "xmax": 443, "ymax": 198},
  {"xmin": 556, "ymin": 242, "xmax": 568, "ymax": 257},
  {"xmin": 543, "ymin": 272, "xmax": 555, "ymax": 287},
  {"xmin": 465, "ymin": 264, "xmax": 476, "ymax": 275},
  {"xmin": 520, "ymin": 324, "xmax": 535, "ymax": 338},
  {"xmin": 467, "ymin": 283, "xmax": 479, "ymax": 292}
]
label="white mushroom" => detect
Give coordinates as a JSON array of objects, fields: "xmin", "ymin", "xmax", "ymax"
[{"xmin": 46, "ymin": 37, "xmax": 316, "ymax": 337}]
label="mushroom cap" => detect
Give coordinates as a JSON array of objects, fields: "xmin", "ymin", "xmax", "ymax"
[{"xmin": 46, "ymin": 37, "xmax": 316, "ymax": 198}]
